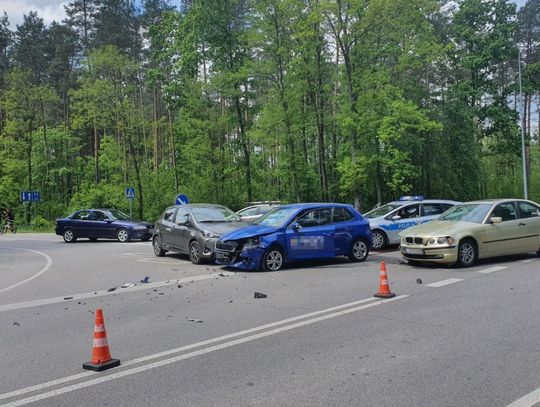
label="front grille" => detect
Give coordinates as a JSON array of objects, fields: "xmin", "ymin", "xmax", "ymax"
[
  {"xmin": 405, "ymin": 237, "xmax": 424, "ymax": 244},
  {"xmin": 216, "ymin": 240, "xmax": 238, "ymax": 251}
]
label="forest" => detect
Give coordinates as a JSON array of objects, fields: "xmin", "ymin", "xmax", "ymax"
[{"xmin": 0, "ymin": 0, "xmax": 539, "ymax": 227}]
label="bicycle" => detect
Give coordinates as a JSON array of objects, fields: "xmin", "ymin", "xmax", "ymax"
[{"xmin": 0, "ymin": 220, "xmax": 17, "ymax": 235}]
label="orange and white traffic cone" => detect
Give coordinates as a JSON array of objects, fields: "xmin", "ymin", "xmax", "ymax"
[
  {"xmin": 374, "ymin": 261, "xmax": 396, "ymax": 298},
  {"xmin": 82, "ymin": 308, "xmax": 120, "ymax": 371}
]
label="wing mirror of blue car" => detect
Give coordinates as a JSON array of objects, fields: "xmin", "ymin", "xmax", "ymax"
[
  {"xmin": 291, "ymin": 222, "xmax": 301, "ymax": 231},
  {"xmin": 490, "ymin": 217, "xmax": 502, "ymax": 224}
]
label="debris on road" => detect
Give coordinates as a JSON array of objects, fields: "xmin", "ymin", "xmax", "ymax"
[
  {"xmin": 64, "ymin": 296, "xmax": 73, "ymax": 300},
  {"xmin": 229, "ymin": 300, "xmax": 233, "ymax": 303},
  {"xmin": 107, "ymin": 286, "xmax": 118, "ymax": 292},
  {"xmin": 12, "ymin": 322, "xmax": 20, "ymax": 326},
  {"xmin": 140, "ymin": 276, "xmax": 150, "ymax": 283},
  {"xmin": 177, "ymin": 285, "xmax": 183, "ymax": 288},
  {"xmin": 254, "ymin": 292, "xmax": 267, "ymax": 299},
  {"xmin": 121, "ymin": 283, "xmax": 135, "ymax": 288},
  {"xmin": 187, "ymin": 317, "xmax": 203, "ymax": 323},
  {"xmin": 416, "ymin": 279, "xmax": 423, "ymax": 284}
]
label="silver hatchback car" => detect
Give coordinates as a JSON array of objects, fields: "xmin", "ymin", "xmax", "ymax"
[{"xmin": 363, "ymin": 196, "xmax": 460, "ymax": 249}]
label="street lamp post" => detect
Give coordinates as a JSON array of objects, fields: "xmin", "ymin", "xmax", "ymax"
[{"xmin": 518, "ymin": 48, "xmax": 528, "ymax": 200}]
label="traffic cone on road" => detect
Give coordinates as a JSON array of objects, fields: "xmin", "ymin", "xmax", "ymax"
[
  {"xmin": 82, "ymin": 308, "xmax": 120, "ymax": 371},
  {"xmin": 374, "ymin": 261, "xmax": 396, "ymax": 298}
]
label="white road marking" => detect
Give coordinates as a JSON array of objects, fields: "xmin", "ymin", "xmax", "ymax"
[
  {"xmin": 0, "ymin": 272, "xmax": 236, "ymax": 313},
  {"xmin": 0, "ymin": 295, "xmax": 408, "ymax": 406},
  {"xmin": 0, "ymin": 248, "xmax": 53, "ymax": 294},
  {"xmin": 477, "ymin": 265, "xmax": 507, "ymax": 274},
  {"xmin": 506, "ymin": 386, "xmax": 540, "ymax": 407},
  {"xmin": 519, "ymin": 258, "xmax": 537, "ymax": 263},
  {"xmin": 425, "ymin": 278, "xmax": 464, "ymax": 288}
]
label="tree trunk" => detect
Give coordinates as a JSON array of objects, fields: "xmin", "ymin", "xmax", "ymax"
[{"xmin": 168, "ymin": 109, "xmax": 179, "ymax": 191}]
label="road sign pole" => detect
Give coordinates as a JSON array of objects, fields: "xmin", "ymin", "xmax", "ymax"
[{"xmin": 129, "ymin": 199, "xmax": 132, "ymax": 219}]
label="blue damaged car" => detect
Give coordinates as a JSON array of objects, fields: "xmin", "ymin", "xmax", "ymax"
[{"xmin": 214, "ymin": 203, "xmax": 372, "ymax": 271}]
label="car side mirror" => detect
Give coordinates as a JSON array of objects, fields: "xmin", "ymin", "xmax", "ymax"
[
  {"xmin": 105, "ymin": 219, "xmax": 113, "ymax": 223},
  {"xmin": 490, "ymin": 216, "xmax": 502, "ymax": 224},
  {"xmin": 391, "ymin": 215, "xmax": 401, "ymax": 221},
  {"xmin": 291, "ymin": 222, "xmax": 301, "ymax": 231}
]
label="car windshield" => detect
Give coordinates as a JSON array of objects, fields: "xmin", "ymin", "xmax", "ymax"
[
  {"xmin": 192, "ymin": 206, "xmax": 241, "ymax": 222},
  {"xmin": 108, "ymin": 210, "xmax": 131, "ymax": 220},
  {"xmin": 438, "ymin": 203, "xmax": 492, "ymax": 223},
  {"xmin": 364, "ymin": 203, "xmax": 402, "ymax": 219},
  {"xmin": 254, "ymin": 207, "xmax": 298, "ymax": 228}
]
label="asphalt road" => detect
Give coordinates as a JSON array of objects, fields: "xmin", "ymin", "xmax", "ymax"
[{"xmin": 1, "ymin": 234, "xmax": 540, "ymax": 406}]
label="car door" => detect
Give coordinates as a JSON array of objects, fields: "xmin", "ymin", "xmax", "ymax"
[
  {"xmin": 158, "ymin": 207, "xmax": 178, "ymax": 249},
  {"xmin": 286, "ymin": 208, "xmax": 335, "ymax": 260},
  {"xmin": 420, "ymin": 203, "xmax": 449, "ymax": 224},
  {"xmin": 172, "ymin": 207, "xmax": 191, "ymax": 252},
  {"xmin": 91, "ymin": 210, "xmax": 113, "ymax": 238},
  {"xmin": 482, "ymin": 202, "xmax": 523, "ymax": 255},
  {"xmin": 332, "ymin": 207, "xmax": 355, "ymax": 255},
  {"xmin": 516, "ymin": 200, "xmax": 540, "ymax": 252},
  {"xmin": 385, "ymin": 204, "xmax": 421, "ymax": 243},
  {"xmin": 73, "ymin": 210, "xmax": 93, "ymax": 237}
]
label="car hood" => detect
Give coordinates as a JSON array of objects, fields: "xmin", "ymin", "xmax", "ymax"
[
  {"xmin": 399, "ymin": 220, "xmax": 472, "ymax": 237},
  {"xmin": 199, "ymin": 221, "xmax": 247, "ymax": 236},
  {"xmin": 220, "ymin": 225, "xmax": 279, "ymax": 241}
]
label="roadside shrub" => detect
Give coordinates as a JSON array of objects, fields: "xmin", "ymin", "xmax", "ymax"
[{"xmin": 31, "ymin": 215, "xmax": 52, "ymax": 231}]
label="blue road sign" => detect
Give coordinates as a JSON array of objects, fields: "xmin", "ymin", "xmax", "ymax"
[
  {"xmin": 125, "ymin": 187, "xmax": 136, "ymax": 200},
  {"xmin": 175, "ymin": 194, "xmax": 190, "ymax": 205},
  {"xmin": 20, "ymin": 191, "xmax": 41, "ymax": 202}
]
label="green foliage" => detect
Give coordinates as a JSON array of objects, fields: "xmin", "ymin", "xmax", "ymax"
[{"xmin": 0, "ymin": 0, "xmax": 539, "ymax": 224}]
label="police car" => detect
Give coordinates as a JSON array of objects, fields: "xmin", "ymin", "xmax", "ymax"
[{"xmin": 363, "ymin": 196, "xmax": 460, "ymax": 249}]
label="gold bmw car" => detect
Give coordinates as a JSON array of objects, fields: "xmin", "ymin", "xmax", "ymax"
[{"xmin": 399, "ymin": 199, "xmax": 540, "ymax": 267}]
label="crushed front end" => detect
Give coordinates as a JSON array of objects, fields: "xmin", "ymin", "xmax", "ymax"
[{"xmin": 215, "ymin": 237, "xmax": 266, "ymax": 271}]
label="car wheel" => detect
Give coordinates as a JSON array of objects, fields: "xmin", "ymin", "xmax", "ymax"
[
  {"xmin": 153, "ymin": 236, "xmax": 166, "ymax": 257},
  {"xmin": 371, "ymin": 230, "xmax": 387, "ymax": 250},
  {"xmin": 348, "ymin": 238, "xmax": 369, "ymax": 262},
  {"xmin": 261, "ymin": 246, "xmax": 284, "ymax": 271},
  {"xmin": 89, "ymin": 237, "xmax": 98, "ymax": 242},
  {"xmin": 189, "ymin": 241, "xmax": 203, "ymax": 264},
  {"xmin": 116, "ymin": 228, "xmax": 131, "ymax": 242},
  {"xmin": 63, "ymin": 229, "xmax": 77, "ymax": 243},
  {"xmin": 457, "ymin": 238, "xmax": 477, "ymax": 267}
]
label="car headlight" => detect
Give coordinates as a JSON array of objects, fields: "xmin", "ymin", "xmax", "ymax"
[
  {"xmin": 202, "ymin": 230, "xmax": 217, "ymax": 238},
  {"xmin": 244, "ymin": 237, "xmax": 260, "ymax": 247},
  {"xmin": 427, "ymin": 237, "xmax": 455, "ymax": 246}
]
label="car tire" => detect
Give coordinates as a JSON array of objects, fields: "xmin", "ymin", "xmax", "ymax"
[
  {"xmin": 153, "ymin": 236, "xmax": 166, "ymax": 257},
  {"xmin": 189, "ymin": 241, "xmax": 203, "ymax": 264},
  {"xmin": 261, "ymin": 246, "xmax": 285, "ymax": 272},
  {"xmin": 63, "ymin": 229, "xmax": 77, "ymax": 243},
  {"xmin": 457, "ymin": 238, "xmax": 477, "ymax": 267},
  {"xmin": 116, "ymin": 228, "xmax": 131, "ymax": 242},
  {"xmin": 371, "ymin": 230, "xmax": 388, "ymax": 250},
  {"xmin": 348, "ymin": 238, "xmax": 369, "ymax": 262},
  {"xmin": 89, "ymin": 237, "xmax": 98, "ymax": 242}
]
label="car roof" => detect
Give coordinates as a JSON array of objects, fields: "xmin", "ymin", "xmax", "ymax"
[
  {"xmin": 385, "ymin": 199, "xmax": 460, "ymax": 206},
  {"xmin": 459, "ymin": 198, "xmax": 535, "ymax": 205},
  {"xmin": 279, "ymin": 203, "xmax": 354, "ymax": 210},
  {"xmin": 169, "ymin": 203, "xmax": 228, "ymax": 209}
]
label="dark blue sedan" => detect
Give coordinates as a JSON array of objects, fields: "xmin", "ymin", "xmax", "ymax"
[
  {"xmin": 215, "ymin": 203, "xmax": 372, "ymax": 271},
  {"xmin": 55, "ymin": 209, "xmax": 153, "ymax": 243}
]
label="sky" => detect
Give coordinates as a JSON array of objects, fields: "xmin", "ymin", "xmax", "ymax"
[{"xmin": 0, "ymin": 0, "xmax": 529, "ymax": 29}]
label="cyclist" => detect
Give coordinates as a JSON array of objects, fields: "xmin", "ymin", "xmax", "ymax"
[{"xmin": 4, "ymin": 207, "xmax": 15, "ymax": 233}]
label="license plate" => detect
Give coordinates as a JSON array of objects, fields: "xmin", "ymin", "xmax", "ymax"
[{"xmin": 403, "ymin": 248, "xmax": 424, "ymax": 255}]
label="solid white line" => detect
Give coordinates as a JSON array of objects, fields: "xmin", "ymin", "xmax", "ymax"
[
  {"xmin": 425, "ymin": 278, "xmax": 464, "ymax": 288},
  {"xmin": 0, "ymin": 272, "xmax": 236, "ymax": 313},
  {"xmin": 0, "ymin": 295, "xmax": 408, "ymax": 406},
  {"xmin": 477, "ymin": 266, "xmax": 507, "ymax": 274},
  {"xmin": 0, "ymin": 248, "xmax": 53, "ymax": 294},
  {"xmin": 506, "ymin": 387, "xmax": 540, "ymax": 407}
]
